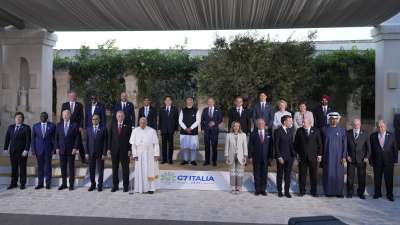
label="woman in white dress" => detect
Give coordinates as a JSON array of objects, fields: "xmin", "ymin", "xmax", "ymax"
[{"xmin": 224, "ymin": 121, "xmax": 248, "ymax": 194}]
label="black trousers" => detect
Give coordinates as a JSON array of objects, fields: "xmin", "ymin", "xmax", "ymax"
[
  {"xmin": 9, "ymin": 152, "xmax": 27, "ymax": 186},
  {"xmin": 204, "ymin": 132, "xmax": 218, "ymax": 163},
  {"xmin": 253, "ymin": 162, "xmax": 268, "ymax": 193},
  {"xmin": 78, "ymin": 131, "xmax": 86, "ymax": 163},
  {"xmin": 88, "ymin": 156, "xmax": 104, "ymax": 188},
  {"xmin": 347, "ymin": 162, "xmax": 366, "ymax": 196},
  {"xmin": 373, "ymin": 165, "xmax": 394, "ymax": 197},
  {"xmin": 276, "ymin": 158, "xmax": 294, "ymax": 194},
  {"xmin": 59, "ymin": 154, "xmax": 75, "ymax": 187},
  {"xmin": 298, "ymin": 158, "xmax": 318, "ymax": 195},
  {"xmin": 111, "ymin": 154, "xmax": 129, "ymax": 189},
  {"xmin": 161, "ymin": 132, "xmax": 174, "ymax": 162}
]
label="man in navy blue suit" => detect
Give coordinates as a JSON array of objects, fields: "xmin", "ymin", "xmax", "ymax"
[
  {"xmin": 31, "ymin": 112, "xmax": 56, "ymax": 189},
  {"xmin": 85, "ymin": 95, "xmax": 106, "ymax": 128},
  {"xmin": 252, "ymin": 91, "xmax": 274, "ymax": 129},
  {"xmin": 201, "ymin": 97, "xmax": 223, "ymax": 166},
  {"xmin": 55, "ymin": 110, "xmax": 79, "ymax": 191},
  {"xmin": 3, "ymin": 112, "xmax": 31, "ymax": 190},
  {"xmin": 248, "ymin": 118, "xmax": 273, "ymax": 196},
  {"xmin": 85, "ymin": 114, "xmax": 107, "ymax": 192},
  {"xmin": 112, "ymin": 92, "xmax": 135, "ymax": 128}
]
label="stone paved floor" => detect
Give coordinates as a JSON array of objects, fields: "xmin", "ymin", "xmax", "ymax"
[{"xmin": 0, "ymin": 185, "xmax": 398, "ymax": 225}]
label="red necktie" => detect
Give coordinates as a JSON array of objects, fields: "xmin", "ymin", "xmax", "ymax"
[{"xmin": 259, "ymin": 131, "xmax": 264, "ymax": 143}]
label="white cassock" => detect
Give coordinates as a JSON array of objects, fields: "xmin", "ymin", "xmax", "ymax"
[{"xmin": 129, "ymin": 126, "xmax": 160, "ymax": 193}]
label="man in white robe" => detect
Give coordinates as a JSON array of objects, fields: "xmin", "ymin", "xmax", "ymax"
[{"xmin": 130, "ymin": 117, "xmax": 160, "ymax": 194}]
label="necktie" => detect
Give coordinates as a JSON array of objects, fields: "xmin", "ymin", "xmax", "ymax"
[
  {"xmin": 237, "ymin": 108, "xmax": 241, "ymax": 116},
  {"xmin": 261, "ymin": 103, "xmax": 265, "ymax": 114},
  {"xmin": 307, "ymin": 129, "xmax": 310, "ymax": 136},
  {"xmin": 167, "ymin": 107, "xmax": 170, "ymax": 116},
  {"xmin": 379, "ymin": 134, "xmax": 385, "ymax": 148},
  {"xmin": 259, "ymin": 131, "xmax": 264, "ymax": 143},
  {"xmin": 42, "ymin": 124, "xmax": 46, "ymax": 138},
  {"xmin": 14, "ymin": 125, "xmax": 20, "ymax": 135},
  {"xmin": 64, "ymin": 123, "xmax": 69, "ymax": 136},
  {"xmin": 118, "ymin": 124, "xmax": 122, "ymax": 135},
  {"xmin": 209, "ymin": 108, "xmax": 213, "ymax": 118},
  {"xmin": 323, "ymin": 106, "xmax": 327, "ymax": 114},
  {"xmin": 145, "ymin": 107, "xmax": 148, "ymax": 117},
  {"xmin": 70, "ymin": 103, "xmax": 75, "ymax": 114},
  {"xmin": 354, "ymin": 131, "xmax": 359, "ymax": 140},
  {"xmin": 122, "ymin": 102, "xmax": 125, "ymax": 111},
  {"xmin": 94, "ymin": 126, "xmax": 98, "ymax": 137}
]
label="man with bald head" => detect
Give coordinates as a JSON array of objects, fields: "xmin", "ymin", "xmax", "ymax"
[
  {"xmin": 370, "ymin": 120, "xmax": 398, "ymax": 201},
  {"xmin": 346, "ymin": 118, "xmax": 371, "ymax": 199}
]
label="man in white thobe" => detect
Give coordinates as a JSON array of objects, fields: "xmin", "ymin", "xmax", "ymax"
[{"xmin": 130, "ymin": 117, "xmax": 160, "ymax": 194}]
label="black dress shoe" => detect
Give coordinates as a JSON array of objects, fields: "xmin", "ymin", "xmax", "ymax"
[
  {"xmin": 346, "ymin": 194, "xmax": 353, "ymax": 198},
  {"xmin": 387, "ymin": 196, "xmax": 395, "ymax": 202},
  {"xmin": 254, "ymin": 191, "xmax": 260, "ymax": 196},
  {"xmin": 203, "ymin": 161, "xmax": 210, "ymax": 166},
  {"xmin": 373, "ymin": 194, "xmax": 381, "ymax": 199},
  {"xmin": 58, "ymin": 185, "xmax": 67, "ymax": 190},
  {"xmin": 19, "ymin": 185, "xmax": 26, "ymax": 190},
  {"xmin": 358, "ymin": 195, "xmax": 366, "ymax": 199},
  {"xmin": 336, "ymin": 195, "xmax": 344, "ymax": 198},
  {"xmin": 45, "ymin": 185, "xmax": 51, "ymax": 190},
  {"xmin": 311, "ymin": 193, "xmax": 318, "ymax": 197},
  {"xmin": 35, "ymin": 185, "xmax": 44, "ymax": 190},
  {"xmin": 88, "ymin": 186, "xmax": 96, "ymax": 192},
  {"xmin": 148, "ymin": 191, "xmax": 154, "ymax": 194},
  {"xmin": 261, "ymin": 191, "xmax": 267, "ymax": 196},
  {"xmin": 123, "ymin": 187, "xmax": 129, "ymax": 192},
  {"xmin": 111, "ymin": 187, "xmax": 118, "ymax": 192},
  {"xmin": 285, "ymin": 193, "xmax": 292, "ymax": 198},
  {"xmin": 160, "ymin": 161, "xmax": 167, "ymax": 164},
  {"xmin": 180, "ymin": 160, "xmax": 189, "ymax": 165},
  {"xmin": 190, "ymin": 161, "xmax": 197, "ymax": 166},
  {"xmin": 168, "ymin": 160, "xmax": 173, "ymax": 165},
  {"xmin": 69, "ymin": 186, "xmax": 74, "ymax": 191},
  {"xmin": 98, "ymin": 187, "xmax": 103, "ymax": 192},
  {"xmin": 7, "ymin": 184, "xmax": 17, "ymax": 190},
  {"xmin": 298, "ymin": 192, "xmax": 305, "ymax": 197},
  {"xmin": 212, "ymin": 162, "xmax": 217, "ymax": 167},
  {"xmin": 278, "ymin": 192, "xmax": 283, "ymax": 197}
]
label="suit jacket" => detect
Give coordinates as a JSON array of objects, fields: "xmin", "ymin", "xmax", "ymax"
[
  {"xmin": 393, "ymin": 113, "xmax": 400, "ymax": 145},
  {"xmin": 312, "ymin": 104, "xmax": 332, "ymax": 129},
  {"xmin": 4, "ymin": 124, "xmax": 31, "ymax": 154},
  {"xmin": 346, "ymin": 129, "xmax": 371, "ymax": 164},
  {"xmin": 274, "ymin": 126, "xmax": 296, "ymax": 160},
  {"xmin": 158, "ymin": 106, "xmax": 179, "ymax": 134},
  {"xmin": 60, "ymin": 101, "xmax": 84, "ymax": 128},
  {"xmin": 224, "ymin": 132, "xmax": 248, "ymax": 165},
  {"xmin": 370, "ymin": 131, "xmax": 398, "ymax": 167},
  {"xmin": 55, "ymin": 122, "xmax": 79, "ymax": 155},
  {"xmin": 85, "ymin": 103, "xmax": 107, "ymax": 128},
  {"xmin": 138, "ymin": 106, "xmax": 158, "ymax": 129},
  {"xmin": 86, "ymin": 125, "xmax": 108, "ymax": 158},
  {"xmin": 201, "ymin": 107, "xmax": 223, "ymax": 135},
  {"xmin": 252, "ymin": 102, "xmax": 274, "ymax": 128},
  {"xmin": 248, "ymin": 129, "xmax": 273, "ymax": 164},
  {"xmin": 31, "ymin": 122, "xmax": 56, "ymax": 155},
  {"xmin": 228, "ymin": 107, "xmax": 252, "ymax": 134},
  {"xmin": 108, "ymin": 123, "xmax": 132, "ymax": 157},
  {"xmin": 294, "ymin": 127, "xmax": 322, "ymax": 163},
  {"xmin": 113, "ymin": 101, "xmax": 135, "ymax": 127}
]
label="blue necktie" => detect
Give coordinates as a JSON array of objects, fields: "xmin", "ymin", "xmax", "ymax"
[
  {"xmin": 64, "ymin": 123, "xmax": 69, "ymax": 136},
  {"xmin": 42, "ymin": 124, "xmax": 46, "ymax": 138}
]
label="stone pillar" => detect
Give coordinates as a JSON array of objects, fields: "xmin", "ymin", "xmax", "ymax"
[
  {"xmin": 346, "ymin": 68, "xmax": 361, "ymax": 129},
  {"xmin": 54, "ymin": 70, "xmax": 71, "ymax": 120},
  {"xmin": 124, "ymin": 73, "xmax": 139, "ymax": 119},
  {"xmin": 372, "ymin": 23, "xmax": 400, "ymax": 131},
  {"xmin": 0, "ymin": 28, "xmax": 57, "ymax": 145}
]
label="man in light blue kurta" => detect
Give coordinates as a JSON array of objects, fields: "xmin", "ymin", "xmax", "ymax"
[{"xmin": 321, "ymin": 112, "xmax": 347, "ymax": 197}]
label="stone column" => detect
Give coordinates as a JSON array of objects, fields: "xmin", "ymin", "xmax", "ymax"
[
  {"xmin": 0, "ymin": 28, "xmax": 57, "ymax": 145},
  {"xmin": 124, "ymin": 73, "xmax": 139, "ymax": 120},
  {"xmin": 372, "ymin": 23, "xmax": 400, "ymax": 131},
  {"xmin": 346, "ymin": 68, "xmax": 361, "ymax": 129},
  {"xmin": 54, "ymin": 70, "xmax": 71, "ymax": 120}
]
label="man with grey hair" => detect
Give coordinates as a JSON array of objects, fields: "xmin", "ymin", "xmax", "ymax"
[
  {"xmin": 370, "ymin": 119, "xmax": 398, "ymax": 201},
  {"xmin": 346, "ymin": 118, "xmax": 371, "ymax": 199}
]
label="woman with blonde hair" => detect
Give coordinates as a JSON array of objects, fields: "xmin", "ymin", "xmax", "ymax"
[
  {"xmin": 224, "ymin": 121, "xmax": 248, "ymax": 194},
  {"xmin": 293, "ymin": 102, "xmax": 314, "ymax": 130},
  {"xmin": 273, "ymin": 99, "xmax": 292, "ymax": 130}
]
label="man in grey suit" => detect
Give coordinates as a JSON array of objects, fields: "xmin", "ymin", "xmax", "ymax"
[
  {"xmin": 252, "ymin": 91, "xmax": 274, "ymax": 129},
  {"xmin": 346, "ymin": 118, "xmax": 371, "ymax": 199}
]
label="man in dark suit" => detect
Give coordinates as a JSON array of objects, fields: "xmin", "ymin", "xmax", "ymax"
[
  {"xmin": 158, "ymin": 96, "xmax": 179, "ymax": 164},
  {"xmin": 252, "ymin": 91, "xmax": 274, "ymax": 129},
  {"xmin": 346, "ymin": 118, "xmax": 371, "ymax": 199},
  {"xmin": 313, "ymin": 95, "xmax": 333, "ymax": 129},
  {"xmin": 55, "ymin": 110, "xmax": 80, "ymax": 190},
  {"xmin": 248, "ymin": 118, "xmax": 273, "ymax": 196},
  {"xmin": 294, "ymin": 118, "xmax": 322, "ymax": 197},
  {"xmin": 60, "ymin": 90, "xmax": 86, "ymax": 163},
  {"xmin": 201, "ymin": 97, "xmax": 223, "ymax": 166},
  {"xmin": 228, "ymin": 96, "xmax": 251, "ymax": 135},
  {"xmin": 393, "ymin": 113, "xmax": 400, "ymax": 148},
  {"xmin": 138, "ymin": 97, "xmax": 157, "ymax": 129},
  {"xmin": 108, "ymin": 111, "xmax": 132, "ymax": 192},
  {"xmin": 3, "ymin": 112, "xmax": 31, "ymax": 190},
  {"xmin": 31, "ymin": 112, "xmax": 56, "ymax": 189},
  {"xmin": 85, "ymin": 95, "xmax": 106, "ymax": 128},
  {"xmin": 370, "ymin": 120, "xmax": 398, "ymax": 201},
  {"xmin": 274, "ymin": 115, "xmax": 296, "ymax": 198},
  {"xmin": 112, "ymin": 92, "xmax": 135, "ymax": 128},
  {"xmin": 85, "ymin": 114, "xmax": 107, "ymax": 192}
]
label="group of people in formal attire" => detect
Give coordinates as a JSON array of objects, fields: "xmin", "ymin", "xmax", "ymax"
[{"xmin": 2, "ymin": 91, "xmax": 398, "ymax": 201}]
